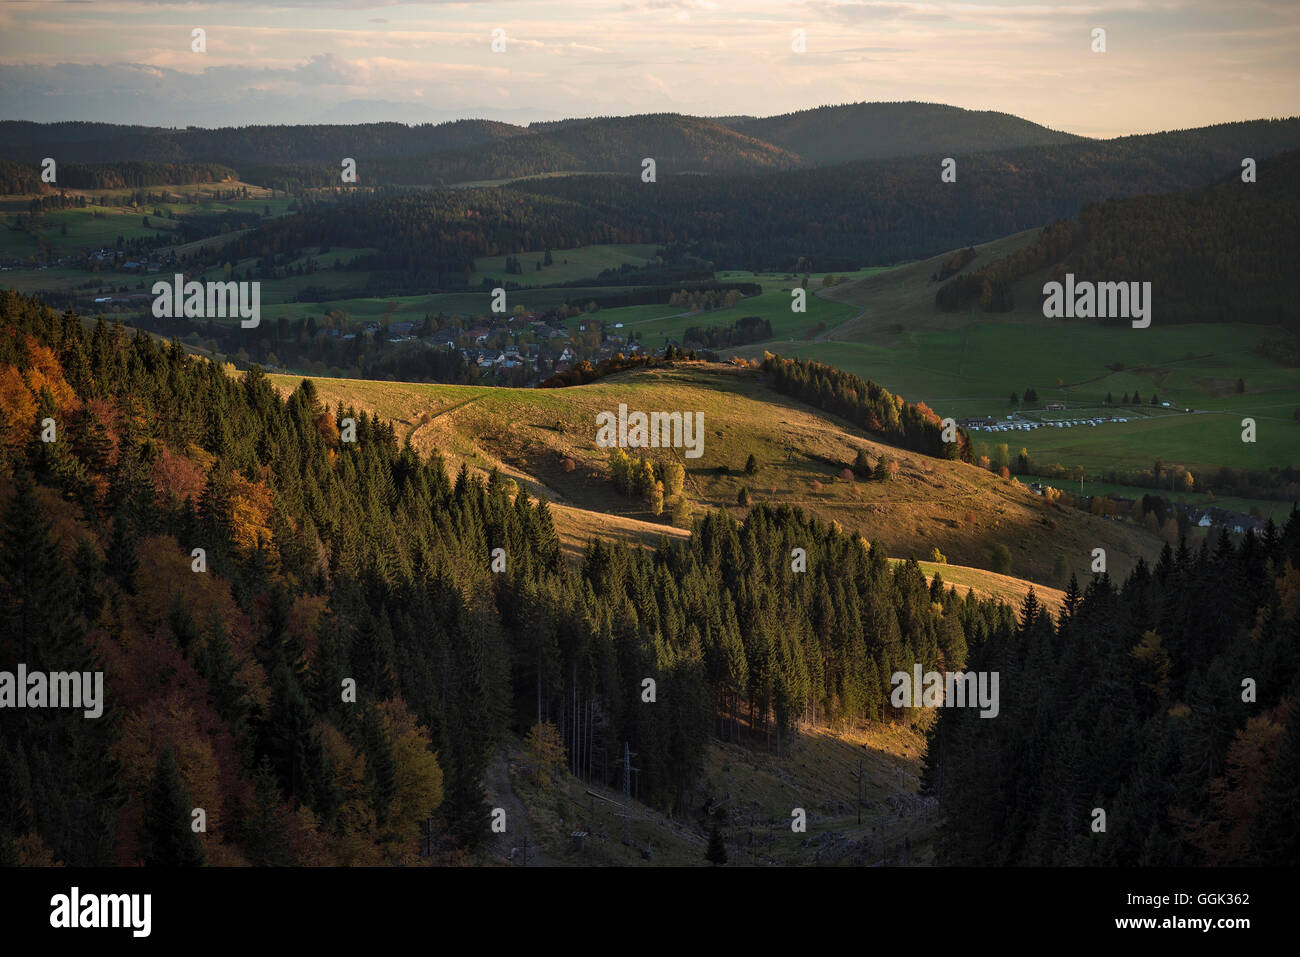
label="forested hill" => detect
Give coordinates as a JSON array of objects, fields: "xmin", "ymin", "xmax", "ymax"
[
  {"xmin": 926, "ymin": 522, "xmax": 1300, "ymax": 866},
  {"xmin": 507, "ymin": 118, "xmax": 1300, "ymax": 269},
  {"xmin": 384, "ymin": 113, "xmax": 808, "ymax": 181},
  {"xmin": 218, "ymin": 117, "xmax": 1300, "ymax": 281},
  {"xmin": 0, "ymin": 288, "xmax": 1011, "ymax": 866},
  {"xmin": 0, "ymin": 104, "xmax": 1068, "ymax": 173},
  {"xmin": 934, "ymin": 148, "xmax": 1300, "ymax": 327},
  {"xmin": 0, "ymin": 159, "xmax": 236, "ymax": 195},
  {"xmin": 727, "ymin": 101, "xmax": 1082, "ymax": 165}
]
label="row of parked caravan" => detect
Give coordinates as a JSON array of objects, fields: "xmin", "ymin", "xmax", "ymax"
[{"xmin": 969, "ymin": 416, "xmax": 1131, "ymax": 433}]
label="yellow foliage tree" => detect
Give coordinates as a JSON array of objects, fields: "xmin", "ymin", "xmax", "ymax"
[
  {"xmin": 379, "ymin": 698, "xmax": 444, "ymax": 857},
  {"xmin": 526, "ymin": 720, "xmax": 567, "ymax": 790}
]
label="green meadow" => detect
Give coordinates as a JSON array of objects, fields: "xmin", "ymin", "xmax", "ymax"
[
  {"xmin": 749, "ymin": 320, "xmax": 1300, "ymax": 473},
  {"xmin": 571, "ymin": 283, "xmax": 861, "ymax": 344},
  {"xmin": 472, "ymin": 243, "xmax": 660, "ymax": 287},
  {"xmin": 1021, "ymin": 476, "xmax": 1294, "ymax": 523}
]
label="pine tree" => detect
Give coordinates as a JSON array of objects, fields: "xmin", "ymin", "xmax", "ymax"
[
  {"xmin": 244, "ymin": 756, "xmax": 293, "ymax": 867},
  {"xmin": 1251, "ymin": 695, "xmax": 1300, "ymax": 864},
  {"xmin": 140, "ymin": 749, "xmax": 205, "ymax": 867}
]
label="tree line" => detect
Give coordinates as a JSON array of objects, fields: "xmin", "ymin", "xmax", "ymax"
[
  {"xmin": 0, "ymin": 160, "xmax": 237, "ymax": 195},
  {"xmin": 761, "ymin": 353, "xmax": 970, "ymax": 461}
]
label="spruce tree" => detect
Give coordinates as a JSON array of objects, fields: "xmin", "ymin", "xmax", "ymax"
[{"xmin": 140, "ymin": 749, "xmax": 205, "ymax": 867}]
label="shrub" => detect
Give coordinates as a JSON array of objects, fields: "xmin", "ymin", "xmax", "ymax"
[
  {"xmin": 990, "ymin": 544, "xmax": 1012, "ymax": 574},
  {"xmin": 669, "ymin": 497, "xmax": 693, "ymax": 525},
  {"xmin": 853, "ymin": 448, "xmax": 873, "ymax": 479}
]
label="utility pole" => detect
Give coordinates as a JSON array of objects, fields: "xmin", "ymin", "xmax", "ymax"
[{"xmin": 617, "ymin": 742, "xmax": 638, "ymax": 847}]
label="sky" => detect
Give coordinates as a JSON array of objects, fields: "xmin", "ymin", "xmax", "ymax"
[{"xmin": 0, "ymin": 1, "xmax": 1296, "ymax": 138}]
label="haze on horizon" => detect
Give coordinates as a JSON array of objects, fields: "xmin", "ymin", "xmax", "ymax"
[{"xmin": 0, "ymin": 0, "xmax": 1296, "ymax": 139}]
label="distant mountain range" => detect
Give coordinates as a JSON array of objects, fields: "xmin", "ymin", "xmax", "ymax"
[{"xmin": 0, "ymin": 102, "xmax": 1089, "ymax": 184}]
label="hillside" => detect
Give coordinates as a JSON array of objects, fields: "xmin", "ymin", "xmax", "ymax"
[
  {"xmin": 730, "ymin": 101, "xmax": 1083, "ymax": 165},
  {"xmin": 931, "ymin": 148, "xmax": 1300, "ymax": 329},
  {"xmin": 403, "ymin": 113, "xmax": 808, "ymax": 182},
  {"xmin": 749, "ymin": 228, "xmax": 1300, "ymax": 483},
  {"xmin": 265, "ymin": 362, "xmax": 1163, "ymax": 588}
]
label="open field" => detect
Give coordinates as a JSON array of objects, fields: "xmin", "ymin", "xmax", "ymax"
[
  {"xmin": 1023, "ymin": 476, "xmax": 1295, "ymax": 523},
  {"xmin": 1, "ymin": 180, "xmax": 290, "ymax": 261},
  {"xmin": 472, "ymin": 243, "xmax": 660, "ymax": 286},
  {"xmin": 570, "ymin": 283, "xmax": 861, "ymax": 344}
]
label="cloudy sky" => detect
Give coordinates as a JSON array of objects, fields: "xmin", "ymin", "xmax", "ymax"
[{"xmin": 0, "ymin": 0, "xmax": 1295, "ymax": 137}]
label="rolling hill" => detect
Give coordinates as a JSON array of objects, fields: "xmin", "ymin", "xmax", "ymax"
[
  {"xmin": 264, "ymin": 361, "xmax": 1163, "ymax": 590},
  {"xmin": 377, "ymin": 113, "xmax": 808, "ymax": 182},
  {"xmin": 207, "ymin": 116, "xmax": 1300, "ymax": 285},
  {"xmin": 726, "ymin": 101, "xmax": 1083, "ymax": 165},
  {"xmin": 930, "ymin": 148, "xmax": 1300, "ymax": 329}
]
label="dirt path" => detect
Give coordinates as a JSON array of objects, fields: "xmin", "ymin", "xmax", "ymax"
[{"xmin": 482, "ymin": 750, "xmax": 554, "ymax": 866}]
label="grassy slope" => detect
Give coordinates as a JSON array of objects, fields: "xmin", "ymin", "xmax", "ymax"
[{"xmin": 267, "ymin": 362, "xmax": 1163, "ymax": 587}]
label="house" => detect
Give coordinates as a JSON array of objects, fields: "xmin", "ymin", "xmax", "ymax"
[{"xmin": 1045, "ymin": 402, "xmax": 1066, "ymax": 411}]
